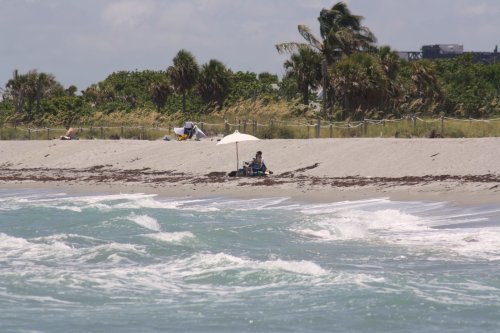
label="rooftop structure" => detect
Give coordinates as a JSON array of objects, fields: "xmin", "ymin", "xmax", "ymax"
[
  {"xmin": 398, "ymin": 44, "xmax": 498, "ymax": 64},
  {"xmin": 422, "ymin": 44, "xmax": 464, "ymax": 58}
]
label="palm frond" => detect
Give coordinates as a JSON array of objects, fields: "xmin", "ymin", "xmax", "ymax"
[
  {"xmin": 297, "ymin": 25, "xmax": 323, "ymax": 51},
  {"xmin": 275, "ymin": 42, "xmax": 310, "ymax": 54}
]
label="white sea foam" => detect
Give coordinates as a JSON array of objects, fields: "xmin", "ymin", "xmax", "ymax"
[
  {"xmin": 78, "ymin": 252, "xmax": 383, "ymax": 295},
  {"xmin": 162, "ymin": 252, "xmax": 329, "ymax": 278},
  {"xmin": 186, "ymin": 197, "xmax": 292, "ymax": 212},
  {"xmin": 114, "ymin": 198, "xmax": 182, "ymax": 210},
  {"xmin": 260, "ymin": 259, "xmax": 328, "ymax": 276},
  {"xmin": 146, "ymin": 231, "xmax": 195, "ymax": 244},
  {"xmin": 0, "ymin": 233, "xmax": 77, "ymax": 261},
  {"xmin": 332, "ymin": 272, "xmax": 386, "ymax": 286},
  {"xmin": 298, "ymin": 198, "xmax": 394, "ymax": 215},
  {"xmin": 1, "ymin": 251, "xmax": 331, "ymax": 297},
  {"xmin": 0, "ymin": 191, "xmax": 294, "ymax": 214},
  {"xmin": 126, "ymin": 214, "xmax": 161, "ymax": 231},
  {"xmin": 293, "ymin": 200, "xmax": 500, "ymax": 260},
  {"xmin": 31, "ymin": 234, "xmax": 106, "ymax": 250},
  {"xmin": 292, "ymin": 208, "xmax": 427, "ymax": 242},
  {"xmin": 76, "ymin": 243, "xmax": 147, "ymax": 264}
]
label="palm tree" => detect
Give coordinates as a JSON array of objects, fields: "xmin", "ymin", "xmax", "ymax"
[
  {"xmin": 330, "ymin": 52, "xmax": 388, "ymax": 119},
  {"xmin": 5, "ymin": 70, "xmax": 62, "ymax": 121},
  {"xmin": 149, "ymin": 79, "xmax": 172, "ymax": 113},
  {"xmin": 408, "ymin": 60, "xmax": 442, "ymax": 114},
  {"xmin": 318, "ymin": 2, "xmax": 376, "ymax": 61},
  {"xmin": 34, "ymin": 72, "xmax": 62, "ymax": 114},
  {"xmin": 376, "ymin": 46, "xmax": 404, "ymax": 110},
  {"xmin": 167, "ymin": 49, "xmax": 199, "ymax": 113},
  {"xmin": 283, "ymin": 46, "xmax": 322, "ymax": 105},
  {"xmin": 5, "ymin": 70, "xmax": 25, "ymax": 115},
  {"xmin": 276, "ymin": 2, "xmax": 376, "ymax": 116},
  {"xmin": 198, "ymin": 59, "xmax": 231, "ymax": 107},
  {"xmin": 82, "ymin": 82, "xmax": 115, "ymax": 106}
]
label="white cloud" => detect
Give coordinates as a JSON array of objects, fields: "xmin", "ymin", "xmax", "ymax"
[
  {"xmin": 102, "ymin": 0, "xmax": 155, "ymax": 30},
  {"xmin": 453, "ymin": 0, "xmax": 499, "ymax": 17},
  {"xmin": 461, "ymin": 4, "xmax": 488, "ymax": 16}
]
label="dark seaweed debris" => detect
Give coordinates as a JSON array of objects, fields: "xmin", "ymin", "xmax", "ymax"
[{"xmin": 1, "ymin": 166, "xmax": 498, "ymax": 189}]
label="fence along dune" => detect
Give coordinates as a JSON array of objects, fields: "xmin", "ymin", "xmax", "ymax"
[{"xmin": 1, "ymin": 116, "xmax": 500, "ymax": 140}]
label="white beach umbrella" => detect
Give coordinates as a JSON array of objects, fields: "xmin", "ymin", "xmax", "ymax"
[{"xmin": 217, "ymin": 130, "xmax": 259, "ymax": 171}]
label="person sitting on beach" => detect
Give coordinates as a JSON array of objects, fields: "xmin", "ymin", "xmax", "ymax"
[
  {"xmin": 60, "ymin": 126, "xmax": 76, "ymax": 140},
  {"xmin": 184, "ymin": 121, "xmax": 194, "ymax": 139},
  {"xmin": 245, "ymin": 151, "xmax": 267, "ymax": 175}
]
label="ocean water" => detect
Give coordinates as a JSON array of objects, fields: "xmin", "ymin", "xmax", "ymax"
[{"xmin": 0, "ymin": 189, "xmax": 499, "ymax": 333}]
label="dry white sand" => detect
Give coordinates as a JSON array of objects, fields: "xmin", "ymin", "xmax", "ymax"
[{"xmin": 1, "ymin": 138, "xmax": 499, "ymax": 204}]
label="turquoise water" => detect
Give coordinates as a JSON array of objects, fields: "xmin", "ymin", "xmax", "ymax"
[{"xmin": 0, "ymin": 189, "xmax": 499, "ymax": 333}]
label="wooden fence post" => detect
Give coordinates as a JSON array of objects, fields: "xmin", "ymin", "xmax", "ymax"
[
  {"xmin": 316, "ymin": 118, "xmax": 321, "ymax": 138},
  {"xmin": 363, "ymin": 119, "xmax": 367, "ymax": 136},
  {"xmin": 329, "ymin": 122, "xmax": 333, "ymax": 138},
  {"xmin": 440, "ymin": 115, "xmax": 444, "ymax": 135},
  {"xmin": 121, "ymin": 126, "xmax": 124, "ymax": 138},
  {"xmin": 243, "ymin": 120, "xmax": 247, "ymax": 133},
  {"xmin": 47, "ymin": 128, "xmax": 50, "ymax": 140},
  {"xmin": 224, "ymin": 120, "xmax": 229, "ymax": 136},
  {"xmin": 100, "ymin": 126, "xmax": 103, "ymax": 139},
  {"xmin": 28, "ymin": 128, "xmax": 31, "ymax": 140},
  {"xmin": 253, "ymin": 120, "xmax": 256, "ymax": 136}
]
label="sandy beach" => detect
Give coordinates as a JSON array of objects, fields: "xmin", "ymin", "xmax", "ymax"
[{"xmin": 1, "ymin": 138, "xmax": 499, "ymax": 204}]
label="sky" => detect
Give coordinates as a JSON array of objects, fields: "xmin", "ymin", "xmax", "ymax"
[{"xmin": 1, "ymin": 0, "xmax": 499, "ymax": 91}]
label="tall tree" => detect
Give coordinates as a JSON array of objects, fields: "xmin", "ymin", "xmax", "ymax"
[
  {"xmin": 283, "ymin": 46, "xmax": 322, "ymax": 105},
  {"xmin": 5, "ymin": 70, "xmax": 25, "ymax": 115},
  {"xmin": 33, "ymin": 72, "xmax": 61, "ymax": 115},
  {"xmin": 149, "ymin": 79, "xmax": 172, "ymax": 113},
  {"xmin": 65, "ymin": 85, "xmax": 78, "ymax": 97},
  {"xmin": 376, "ymin": 46, "xmax": 404, "ymax": 109},
  {"xmin": 168, "ymin": 50, "xmax": 199, "ymax": 113},
  {"xmin": 5, "ymin": 70, "xmax": 63, "ymax": 121},
  {"xmin": 82, "ymin": 82, "xmax": 115, "ymax": 106},
  {"xmin": 276, "ymin": 1, "xmax": 376, "ymax": 116},
  {"xmin": 198, "ymin": 59, "xmax": 231, "ymax": 107},
  {"xmin": 408, "ymin": 60, "xmax": 442, "ymax": 114},
  {"xmin": 318, "ymin": 2, "xmax": 375, "ymax": 62},
  {"xmin": 330, "ymin": 52, "xmax": 391, "ymax": 119}
]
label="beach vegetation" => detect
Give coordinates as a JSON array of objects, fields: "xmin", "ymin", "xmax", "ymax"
[
  {"xmin": 198, "ymin": 59, "xmax": 231, "ymax": 109},
  {"xmin": 283, "ymin": 46, "xmax": 323, "ymax": 105},
  {"xmin": 168, "ymin": 49, "xmax": 200, "ymax": 114},
  {"xmin": 277, "ymin": 1, "xmax": 377, "ymax": 116},
  {"xmin": 149, "ymin": 76, "xmax": 173, "ymax": 113}
]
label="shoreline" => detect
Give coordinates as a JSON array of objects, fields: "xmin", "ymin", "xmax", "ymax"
[
  {"xmin": 2, "ymin": 176, "xmax": 498, "ymax": 206},
  {"xmin": 1, "ymin": 138, "xmax": 499, "ymax": 205}
]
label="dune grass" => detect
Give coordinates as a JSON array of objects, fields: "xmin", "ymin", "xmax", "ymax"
[{"xmin": 3, "ymin": 97, "xmax": 499, "ymax": 140}]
